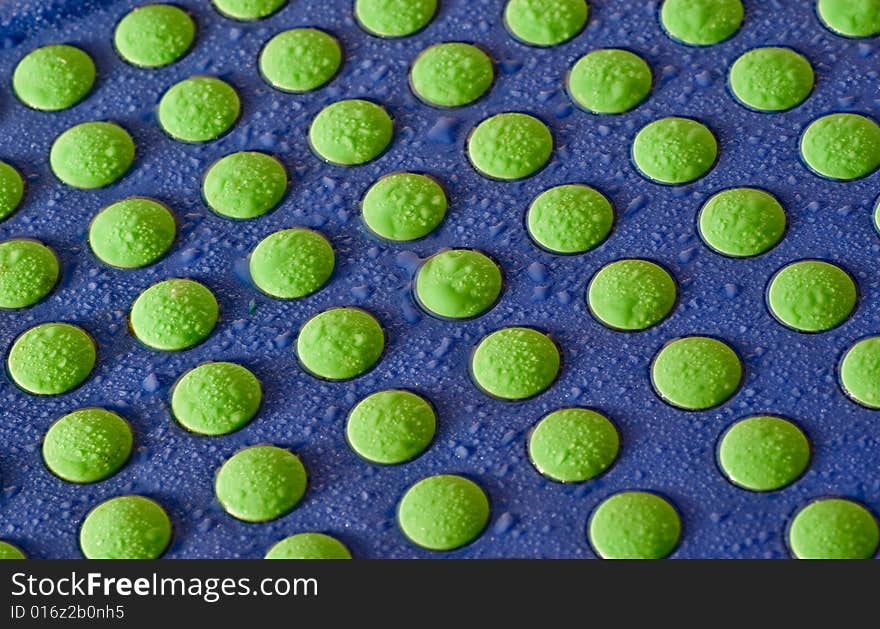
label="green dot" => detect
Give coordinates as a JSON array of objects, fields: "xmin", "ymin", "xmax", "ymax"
[
  {"xmin": 172, "ymin": 362, "xmax": 262, "ymax": 436},
  {"xmin": 468, "ymin": 113, "xmax": 553, "ymax": 180},
  {"xmin": 415, "ymin": 249, "xmax": 503, "ymax": 320},
  {"xmin": 818, "ymin": 0, "xmax": 880, "ymax": 37},
  {"xmin": 158, "ymin": 76, "xmax": 240, "ymax": 143},
  {"xmin": 13, "ymin": 44, "xmax": 95, "ymax": 111},
  {"xmin": 767, "ymin": 260, "xmax": 856, "ymax": 332},
  {"xmin": 130, "ymin": 279, "xmax": 219, "ymax": 351},
  {"xmin": 203, "ymin": 152, "xmax": 287, "ymax": 220},
  {"xmin": 528, "ymin": 408, "xmax": 619, "ymax": 483},
  {"xmin": 297, "ymin": 307, "xmax": 384, "ymax": 380},
  {"xmin": 568, "ymin": 49, "xmax": 652, "ymax": 114},
  {"xmin": 8, "ymin": 323, "xmax": 96, "ymax": 395},
  {"xmin": 265, "ymin": 533, "xmax": 351, "ymax": 559},
  {"xmin": 361, "ymin": 172, "xmax": 447, "ymax": 241},
  {"xmin": 660, "ymin": 0, "xmax": 743, "ymax": 46},
  {"xmin": 398, "ymin": 475, "xmax": 489, "ymax": 551},
  {"xmin": 410, "ymin": 43, "xmax": 494, "ymax": 108},
  {"xmin": 346, "ymin": 390, "xmax": 436, "ymax": 464},
  {"xmin": 260, "ymin": 28, "xmax": 342, "ymax": 93},
  {"xmin": 526, "ymin": 184, "xmax": 614, "ymax": 254},
  {"xmin": 80, "ymin": 495, "xmax": 172, "ymax": 559},
  {"xmin": 250, "ymin": 228, "xmax": 334, "ymax": 299},
  {"xmin": 310, "ymin": 100, "xmax": 393, "ymax": 166},
  {"xmin": 698, "ymin": 188, "xmax": 786, "ymax": 258},
  {"xmin": 0, "ymin": 239, "xmax": 59, "ymax": 309},
  {"xmin": 651, "ymin": 336, "xmax": 742, "ymax": 410},
  {"xmin": 50, "ymin": 122, "xmax": 135, "ymax": 189},
  {"xmin": 215, "ymin": 445, "xmax": 307, "ymax": 522},
  {"xmin": 504, "ymin": 0, "xmax": 588, "ymax": 46},
  {"xmin": 89, "ymin": 198, "xmax": 176, "ymax": 269},
  {"xmin": 632, "ymin": 117, "xmax": 717, "ymax": 184},
  {"xmin": 589, "ymin": 492, "xmax": 681, "ymax": 559},
  {"xmin": 718, "ymin": 416, "xmax": 810, "ymax": 491},
  {"xmin": 0, "ymin": 541, "xmax": 25, "ymax": 560},
  {"xmin": 115, "ymin": 4, "xmax": 195, "ymax": 68},
  {"xmin": 840, "ymin": 336, "xmax": 880, "ymax": 408},
  {"xmin": 471, "ymin": 327, "xmax": 560, "ymax": 400},
  {"xmin": 212, "ymin": 0, "xmax": 286, "ymax": 20},
  {"xmin": 789, "ymin": 498, "xmax": 879, "ymax": 559},
  {"xmin": 800, "ymin": 113, "xmax": 880, "ymax": 180},
  {"xmin": 729, "ymin": 47, "xmax": 814, "ymax": 112},
  {"xmin": 0, "ymin": 161, "xmax": 25, "ymax": 222},
  {"xmin": 42, "ymin": 408, "xmax": 133, "ymax": 483},
  {"xmin": 355, "ymin": 0, "xmax": 438, "ymax": 38},
  {"xmin": 587, "ymin": 259, "xmax": 677, "ymax": 331}
]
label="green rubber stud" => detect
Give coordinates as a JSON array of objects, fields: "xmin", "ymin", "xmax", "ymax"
[
  {"xmin": 789, "ymin": 498, "xmax": 879, "ymax": 559},
  {"xmin": 346, "ymin": 389, "xmax": 436, "ymax": 464},
  {"xmin": 471, "ymin": 327, "xmax": 560, "ymax": 400},
  {"xmin": 415, "ymin": 249, "xmax": 503, "ymax": 320},
  {"xmin": 818, "ymin": 0, "xmax": 880, "ymax": 37},
  {"xmin": 527, "ymin": 184, "xmax": 614, "ymax": 254},
  {"xmin": 203, "ymin": 151, "xmax": 287, "ymax": 220},
  {"xmin": 0, "ymin": 541, "xmax": 25, "ymax": 560},
  {"xmin": 504, "ymin": 0, "xmax": 588, "ymax": 47},
  {"xmin": 568, "ymin": 49, "xmax": 652, "ymax": 114},
  {"xmin": 800, "ymin": 113, "xmax": 880, "ymax": 180},
  {"xmin": 651, "ymin": 336, "xmax": 742, "ymax": 410},
  {"xmin": 158, "ymin": 76, "xmax": 240, "ymax": 142},
  {"xmin": 362, "ymin": 172, "xmax": 448, "ymax": 241},
  {"xmin": 529, "ymin": 408, "xmax": 619, "ymax": 483},
  {"xmin": 355, "ymin": 0, "xmax": 438, "ymax": 38},
  {"xmin": 468, "ymin": 112, "xmax": 553, "ymax": 180},
  {"xmin": 410, "ymin": 42, "xmax": 495, "ymax": 108},
  {"xmin": 660, "ymin": 0, "xmax": 744, "ymax": 46},
  {"xmin": 8, "ymin": 323, "xmax": 96, "ymax": 395},
  {"xmin": 718, "ymin": 416, "xmax": 810, "ymax": 491},
  {"xmin": 130, "ymin": 278, "xmax": 219, "ymax": 351},
  {"xmin": 0, "ymin": 239, "xmax": 59, "ymax": 309},
  {"xmin": 698, "ymin": 188, "xmax": 786, "ymax": 258},
  {"xmin": 43, "ymin": 408, "xmax": 133, "ymax": 483},
  {"xmin": 250, "ymin": 228, "xmax": 334, "ymax": 299},
  {"xmin": 297, "ymin": 307, "xmax": 384, "ymax": 380},
  {"xmin": 588, "ymin": 259, "xmax": 677, "ymax": 331},
  {"xmin": 632, "ymin": 117, "xmax": 718, "ymax": 184},
  {"xmin": 0, "ymin": 161, "xmax": 25, "ymax": 222},
  {"xmin": 260, "ymin": 28, "xmax": 342, "ymax": 93},
  {"xmin": 729, "ymin": 47, "xmax": 814, "ymax": 112},
  {"xmin": 212, "ymin": 0, "xmax": 286, "ymax": 20},
  {"xmin": 172, "ymin": 362, "xmax": 262, "ymax": 436},
  {"xmin": 589, "ymin": 491, "xmax": 681, "ymax": 559},
  {"xmin": 115, "ymin": 4, "xmax": 196, "ymax": 68},
  {"xmin": 767, "ymin": 260, "xmax": 856, "ymax": 332},
  {"xmin": 310, "ymin": 99, "xmax": 394, "ymax": 166},
  {"xmin": 13, "ymin": 44, "xmax": 95, "ymax": 111},
  {"xmin": 840, "ymin": 336, "xmax": 880, "ymax": 408},
  {"xmin": 50, "ymin": 122, "xmax": 135, "ymax": 189},
  {"xmin": 80, "ymin": 495, "xmax": 172, "ymax": 559},
  {"xmin": 265, "ymin": 533, "xmax": 351, "ymax": 559},
  {"xmin": 89, "ymin": 198, "xmax": 176, "ymax": 269},
  {"xmin": 215, "ymin": 445, "xmax": 307, "ymax": 522},
  {"xmin": 398, "ymin": 475, "xmax": 490, "ymax": 551}
]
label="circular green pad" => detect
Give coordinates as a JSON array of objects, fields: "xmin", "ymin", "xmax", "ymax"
[
  {"xmin": 632, "ymin": 117, "xmax": 717, "ymax": 184},
  {"xmin": 415, "ymin": 249, "xmax": 503, "ymax": 320},
  {"xmin": 130, "ymin": 278, "xmax": 219, "ymax": 351},
  {"xmin": 355, "ymin": 0, "xmax": 438, "ymax": 37},
  {"xmin": 13, "ymin": 44, "xmax": 95, "ymax": 111},
  {"xmin": 840, "ymin": 336, "xmax": 880, "ymax": 408},
  {"xmin": 215, "ymin": 445, "xmax": 307, "ymax": 522},
  {"xmin": 729, "ymin": 47, "xmax": 814, "ymax": 112},
  {"xmin": 410, "ymin": 42, "xmax": 494, "ymax": 108},
  {"xmin": 309, "ymin": 99, "xmax": 394, "ymax": 166},
  {"xmin": 818, "ymin": 0, "xmax": 880, "ymax": 37},
  {"xmin": 471, "ymin": 327, "xmax": 560, "ymax": 400},
  {"xmin": 260, "ymin": 28, "xmax": 342, "ymax": 93},
  {"xmin": 505, "ymin": 0, "xmax": 588, "ymax": 46},
  {"xmin": 0, "ymin": 541, "xmax": 25, "ymax": 560},
  {"xmin": 529, "ymin": 408, "xmax": 619, "ymax": 483},
  {"xmin": 589, "ymin": 492, "xmax": 681, "ymax": 559},
  {"xmin": 651, "ymin": 336, "xmax": 742, "ymax": 410},
  {"xmin": 43, "ymin": 408, "xmax": 133, "ymax": 483},
  {"xmin": 527, "ymin": 184, "xmax": 614, "ymax": 254},
  {"xmin": 250, "ymin": 228, "xmax": 334, "ymax": 299},
  {"xmin": 588, "ymin": 259, "xmax": 677, "ymax": 331},
  {"xmin": 718, "ymin": 416, "xmax": 810, "ymax": 491},
  {"xmin": 297, "ymin": 307, "xmax": 384, "ymax": 380},
  {"xmin": 0, "ymin": 239, "xmax": 59, "ymax": 309},
  {"xmin": 80, "ymin": 495, "xmax": 172, "ymax": 559},
  {"xmin": 767, "ymin": 260, "xmax": 857, "ymax": 332},
  {"xmin": 158, "ymin": 76, "xmax": 240, "ymax": 143},
  {"xmin": 115, "ymin": 4, "xmax": 195, "ymax": 68},
  {"xmin": 698, "ymin": 188, "xmax": 786, "ymax": 258},
  {"xmin": 266, "ymin": 533, "xmax": 351, "ymax": 559},
  {"xmin": 203, "ymin": 152, "xmax": 287, "ymax": 220},
  {"xmin": 346, "ymin": 390, "xmax": 436, "ymax": 464},
  {"xmin": 660, "ymin": 0, "xmax": 743, "ymax": 46},
  {"xmin": 212, "ymin": 0, "xmax": 286, "ymax": 20},
  {"xmin": 89, "ymin": 198, "xmax": 176, "ymax": 269},
  {"xmin": 362, "ymin": 172, "xmax": 447, "ymax": 241},
  {"xmin": 398, "ymin": 475, "xmax": 489, "ymax": 551},
  {"xmin": 50, "ymin": 122, "xmax": 135, "ymax": 189},
  {"xmin": 467, "ymin": 112, "xmax": 553, "ymax": 180},
  {"xmin": 568, "ymin": 49, "xmax": 652, "ymax": 114},
  {"xmin": 8, "ymin": 323, "xmax": 96, "ymax": 395},
  {"xmin": 172, "ymin": 362, "xmax": 262, "ymax": 436},
  {"xmin": 789, "ymin": 498, "xmax": 879, "ymax": 559},
  {"xmin": 800, "ymin": 113, "xmax": 880, "ymax": 180},
  {"xmin": 0, "ymin": 161, "xmax": 25, "ymax": 222}
]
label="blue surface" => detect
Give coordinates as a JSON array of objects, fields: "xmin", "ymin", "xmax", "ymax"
[{"xmin": 1, "ymin": 0, "xmax": 879, "ymax": 559}]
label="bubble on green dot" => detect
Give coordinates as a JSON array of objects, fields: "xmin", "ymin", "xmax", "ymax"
[
  {"xmin": 698, "ymin": 188, "xmax": 786, "ymax": 258},
  {"xmin": 215, "ymin": 445, "xmax": 307, "ymax": 522},
  {"xmin": 0, "ymin": 541, "xmax": 25, "ymax": 560},
  {"xmin": 718, "ymin": 416, "xmax": 810, "ymax": 492},
  {"xmin": 130, "ymin": 278, "xmax": 219, "ymax": 351},
  {"xmin": 8, "ymin": 323, "xmax": 96, "ymax": 396},
  {"xmin": 355, "ymin": 0, "xmax": 438, "ymax": 38},
  {"xmin": 250, "ymin": 228, "xmax": 334, "ymax": 299},
  {"xmin": 410, "ymin": 42, "xmax": 494, "ymax": 108},
  {"xmin": 43, "ymin": 408, "xmax": 133, "ymax": 483},
  {"xmin": 632, "ymin": 117, "xmax": 717, "ymax": 185},
  {"xmin": 587, "ymin": 259, "xmax": 676, "ymax": 331},
  {"xmin": 260, "ymin": 28, "xmax": 342, "ymax": 93},
  {"xmin": 172, "ymin": 362, "xmax": 262, "ymax": 436},
  {"xmin": 840, "ymin": 336, "xmax": 880, "ymax": 408},
  {"xmin": 89, "ymin": 198, "xmax": 176, "ymax": 269},
  {"xmin": 203, "ymin": 152, "xmax": 287, "ymax": 220},
  {"xmin": 159, "ymin": 76, "xmax": 240, "ymax": 143},
  {"xmin": 362, "ymin": 172, "xmax": 448, "ymax": 242},
  {"xmin": 660, "ymin": 0, "xmax": 743, "ymax": 46},
  {"xmin": 818, "ymin": 0, "xmax": 880, "ymax": 37},
  {"xmin": 527, "ymin": 184, "xmax": 614, "ymax": 254},
  {"xmin": 504, "ymin": 0, "xmax": 588, "ymax": 47},
  {"xmin": 729, "ymin": 47, "xmax": 814, "ymax": 112},
  {"xmin": 80, "ymin": 495, "xmax": 172, "ymax": 559},
  {"xmin": 115, "ymin": 4, "xmax": 195, "ymax": 68},
  {"xmin": 567, "ymin": 49, "xmax": 652, "ymax": 114},
  {"xmin": 651, "ymin": 336, "xmax": 742, "ymax": 410},
  {"xmin": 0, "ymin": 161, "xmax": 25, "ymax": 222},
  {"xmin": 789, "ymin": 498, "xmax": 879, "ymax": 559},
  {"xmin": 398, "ymin": 475, "xmax": 489, "ymax": 551},
  {"xmin": 297, "ymin": 307, "xmax": 384, "ymax": 380},
  {"xmin": 309, "ymin": 99, "xmax": 394, "ymax": 166},
  {"xmin": 346, "ymin": 390, "xmax": 436, "ymax": 464},
  {"xmin": 0, "ymin": 239, "xmax": 59, "ymax": 309},
  {"xmin": 415, "ymin": 249, "xmax": 502, "ymax": 320},
  {"xmin": 265, "ymin": 533, "xmax": 351, "ymax": 559},
  {"xmin": 800, "ymin": 113, "xmax": 880, "ymax": 181},
  {"xmin": 471, "ymin": 327, "xmax": 560, "ymax": 400},
  {"xmin": 529, "ymin": 408, "xmax": 619, "ymax": 483},
  {"xmin": 13, "ymin": 44, "xmax": 95, "ymax": 111},
  {"xmin": 767, "ymin": 260, "xmax": 856, "ymax": 332},
  {"xmin": 589, "ymin": 491, "xmax": 681, "ymax": 559},
  {"xmin": 212, "ymin": 0, "xmax": 286, "ymax": 20},
  {"xmin": 50, "ymin": 122, "xmax": 135, "ymax": 189},
  {"xmin": 467, "ymin": 113, "xmax": 553, "ymax": 180}
]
